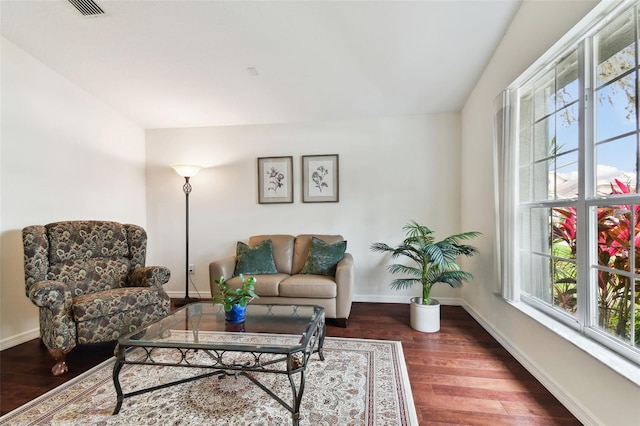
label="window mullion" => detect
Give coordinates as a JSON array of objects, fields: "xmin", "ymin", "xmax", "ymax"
[
  {"xmin": 577, "ymin": 38, "xmax": 593, "ymax": 331},
  {"xmin": 631, "ymin": 5, "xmax": 639, "ymax": 348}
]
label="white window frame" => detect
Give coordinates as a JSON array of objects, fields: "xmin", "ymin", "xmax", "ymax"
[{"xmin": 496, "ymin": 0, "xmax": 640, "ymax": 381}]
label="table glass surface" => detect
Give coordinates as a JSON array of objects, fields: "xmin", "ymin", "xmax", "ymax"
[{"xmin": 119, "ymin": 303, "xmax": 323, "ymax": 352}]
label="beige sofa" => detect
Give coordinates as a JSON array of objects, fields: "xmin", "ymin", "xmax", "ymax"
[{"xmin": 209, "ymin": 234, "xmax": 353, "ymax": 326}]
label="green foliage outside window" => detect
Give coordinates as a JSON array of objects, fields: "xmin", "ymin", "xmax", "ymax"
[{"xmin": 553, "ymin": 180, "xmax": 640, "ymax": 346}]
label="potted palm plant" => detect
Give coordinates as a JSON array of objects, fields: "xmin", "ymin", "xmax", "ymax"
[
  {"xmin": 371, "ymin": 220, "xmax": 480, "ymax": 332},
  {"xmin": 212, "ymin": 274, "xmax": 259, "ymax": 324}
]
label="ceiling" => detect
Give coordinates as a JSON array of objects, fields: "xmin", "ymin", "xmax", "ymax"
[{"xmin": 1, "ymin": 0, "xmax": 522, "ymax": 129}]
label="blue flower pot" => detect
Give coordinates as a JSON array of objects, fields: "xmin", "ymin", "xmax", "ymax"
[{"xmin": 225, "ymin": 304, "xmax": 247, "ymax": 324}]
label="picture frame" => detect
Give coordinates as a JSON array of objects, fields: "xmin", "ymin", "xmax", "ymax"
[
  {"xmin": 257, "ymin": 156, "xmax": 294, "ymax": 204},
  {"xmin": 302, "ymin": 154, "xmax": 339, "ymax": 203}
]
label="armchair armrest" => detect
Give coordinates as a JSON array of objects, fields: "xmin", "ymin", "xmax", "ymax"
[
  {"xmin": 128, "ymin": 266, "xmax": 171, "ymax": 289},
  {"xmin": 209, "ymin": 256, "xmax": 236, "ymax": 294},
  {"xmin": 334, "ymin": 253, "xmax": 354, "ymax": 320},
  {"xmin": 28, "ymin": 280, "xmax": 73, "ymax": 309}
]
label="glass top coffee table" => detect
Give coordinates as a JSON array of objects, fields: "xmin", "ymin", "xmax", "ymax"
[{"xmin": 112, "ymin": 303, "xmax": 325, "ymax": 425}]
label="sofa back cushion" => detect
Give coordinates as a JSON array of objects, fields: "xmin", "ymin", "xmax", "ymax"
[
  {"xmin": 249, "ymin": 235, "xmax": 295, "ymax": 274},
  {"xmin": 292, "ymin": 234, "xmax": 344, "ymax": 275},
  {"xmin": 43, "ymin": 221, "xmax": 134, "ymax": 297},
  {"xmin": 47, "ymin": 221, "xmax": 129, "ymax": 264},
  {"xmin": 48, "ymin": 258, "xmax": 130, "ymax": 297}
]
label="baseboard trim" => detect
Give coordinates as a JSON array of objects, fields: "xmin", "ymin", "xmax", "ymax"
[
  {"xmin": 0, "ymin": 329, "xmax": 40, "ymax": 351},
  {"xmin": 461, "ymin": 301, "xmax": 597, "ymax": 426},
  {"xmin": 352, "ymin": 294, "xmax": 462, "ymax": 305},
  {"xmin": 166, "ymin": 290, "xmax": 211, "ymax": 300},
  {"xmin": 168, "ymin": 292, "xmax": 464, "ymax": 306}
]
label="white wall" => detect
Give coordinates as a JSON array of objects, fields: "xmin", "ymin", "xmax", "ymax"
[
  {"xmin": 0, "ymin": 38, "xmax": 147, "ymax": 348},
  {"xmin": 461, "ymin": 1, "xmax": 640, "ymax": 425},
  {"xmin": 145, "ymin": 114, "xmax": 464, "ymax": 303}
]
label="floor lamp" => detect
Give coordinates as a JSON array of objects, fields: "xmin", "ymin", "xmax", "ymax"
[{"xmin": 171, "ymin": 164, "xmax": 202, "ymax": 307}]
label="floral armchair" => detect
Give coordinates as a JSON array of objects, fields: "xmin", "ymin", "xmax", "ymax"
[{"xmin": 22, "ymin": 221, "xmax": 171, "ymax": 375}]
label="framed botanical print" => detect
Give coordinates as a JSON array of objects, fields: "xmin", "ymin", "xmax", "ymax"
[
  {"xmin": 257, "ymin": 156, "xmax": 293, "ymax": 204},
  {"xmin": 302, "ymin": 154, "xmax": 339, "ymax": 203}
]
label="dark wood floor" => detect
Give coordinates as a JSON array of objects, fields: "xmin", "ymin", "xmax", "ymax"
[{"xmin": 0, "ymin": 302, "xmax": 581, "ymax": 425}]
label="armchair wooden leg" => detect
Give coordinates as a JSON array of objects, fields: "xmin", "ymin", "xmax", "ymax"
[{"xmin": 48, "ymin": 345, "xmax": 75, "ymax": 376}]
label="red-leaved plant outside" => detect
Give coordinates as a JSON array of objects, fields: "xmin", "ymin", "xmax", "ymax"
[{"xmin": 552, "ymin": 179, "xmax": 640, "ymax": 344}]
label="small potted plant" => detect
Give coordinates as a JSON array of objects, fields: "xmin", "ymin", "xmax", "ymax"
[
  {"xmin": 212, "ymin": 274, "xmax": 259, "ymax": 324},
  {"xmin": 371, "ymin": 220, "xmax": 480, "ymax": 332}
]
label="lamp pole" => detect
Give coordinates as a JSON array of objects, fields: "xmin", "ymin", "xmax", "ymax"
[{"xmin": 171, "ymin": 164, "xmax": 202, "ymax": 307}]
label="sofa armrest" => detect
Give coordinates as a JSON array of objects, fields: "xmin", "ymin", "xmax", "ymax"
[
  {"xmin": 128, "ymin": 266, "xmax": 171, "ymax": 289},
  {"xmin": 29, "ymin": 280, "xmax": 77, "ymax": 354},
  {"xmin": 209, "ymin": 256, "xmax": 237, "ymax": 294},
  {"xmin": 28, "ymin": 280, "xmax": 72, "ymax": 309},
  {"xmin": 334, "ymin": 252, "xmax": 354, "ymax": 320}
]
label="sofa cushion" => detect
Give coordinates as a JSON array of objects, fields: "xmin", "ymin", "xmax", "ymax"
[
  {"xmin": 234, "ymin": 239, "xmax": 278, "ymax": 276},
  {"xmin": 292, "ymin": 234, "xmax": 344, "ymax": 274},
  {"xmin": 279, "ymin": 275, "xmax": 337, "ymax": 298},
  {"xmin": 300, "ymin": 237, "xmax": 347, "ymax": 276},
  {"xmin": 48, "ymin": 257, "xmax": 130, "ymax": 297},
  {"xmin": 249, "ymin": 235, "xmax": 294, "ymax": 274},
  {"xmin": 46, "ymin": 221, "xmax": 129, "ymax": 264},
  {"xmin": 72, "ymin": 287, "xmax": 161, "ymax": 322},
  {"xmin": 225, "ymin": 273, "xmax": 287, "ymax": 297}
]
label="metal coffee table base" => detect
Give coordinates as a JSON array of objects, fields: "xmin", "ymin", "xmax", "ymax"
[{"xmin": 112, "ymin": 332, "xmax": 325, "ymax": 425}]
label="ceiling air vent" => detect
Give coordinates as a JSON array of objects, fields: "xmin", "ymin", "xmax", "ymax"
[{"xmin": 68, "ymin": 0, "xmax": 105, "ymax": 16}]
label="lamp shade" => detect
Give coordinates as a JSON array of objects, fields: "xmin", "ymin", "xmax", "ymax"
[{"xmin": 171, "ymin": 164, "xmax": 202, "ymax": 178}]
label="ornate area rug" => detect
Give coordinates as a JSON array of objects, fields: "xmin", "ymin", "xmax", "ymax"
[{"xmin": 0, "ymin": 337, "xmax": 417, "ymax": 425}]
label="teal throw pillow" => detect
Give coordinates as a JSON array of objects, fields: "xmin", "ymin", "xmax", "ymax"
[
  {"xmin": 234, "ymin": 239, "xmax": 278, "ymax": 276},
  {"xmin": 300, "ymin": 237, "xmax": 347, "ymax": 276}
]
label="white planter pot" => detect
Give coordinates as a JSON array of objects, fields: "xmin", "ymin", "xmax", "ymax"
[{"xmin": 410, "ymin": 297, "xmax": 440, "ymax": 333}]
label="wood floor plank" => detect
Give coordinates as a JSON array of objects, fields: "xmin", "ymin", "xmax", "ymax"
[
  {"xmin": 0, "ymin": 302, "xmax": 582, "ymax": 425},
  {"xmin": 420, "ymin": 408, "xmax": 580, "ymax": 426},
  {"xmin": 431, "ymin": 384, "xmax": 564, "ymax": 404}
]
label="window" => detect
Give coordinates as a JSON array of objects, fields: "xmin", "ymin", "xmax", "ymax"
[{"xmin": 502, "ymin": 1, "xmax": 640, "ymax": 364}]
